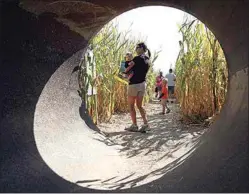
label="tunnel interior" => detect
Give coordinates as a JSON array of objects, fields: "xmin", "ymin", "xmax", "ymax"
[{"xmin": 0, "ymin": 0, "xmax": 248, "ymax": 192}]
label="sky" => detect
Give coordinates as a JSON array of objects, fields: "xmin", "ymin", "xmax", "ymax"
[{"xmin": 109, "ymin": 6, "xmax": 195, "ymax": 75}]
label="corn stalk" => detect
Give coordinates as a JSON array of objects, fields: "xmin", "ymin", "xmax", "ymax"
[{"xmin": 175, "ymin": 15, "xmax": 228, "ymax": 123}]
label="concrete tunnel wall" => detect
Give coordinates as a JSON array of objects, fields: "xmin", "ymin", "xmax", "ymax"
[{"xmin": 0, "ymin": 0, "xmax": 248, "ymax": 192}]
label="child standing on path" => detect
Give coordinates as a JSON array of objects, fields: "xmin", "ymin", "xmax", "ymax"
[{"xmin": 158, "ymin": 78, "xmax": 170, "ymax": 114}]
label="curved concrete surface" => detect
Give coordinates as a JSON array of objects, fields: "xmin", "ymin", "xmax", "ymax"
[{"xmin": 1, "ymin": 0, "xmax": 248, "ymax": 192}]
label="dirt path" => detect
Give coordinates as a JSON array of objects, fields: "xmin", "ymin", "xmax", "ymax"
[
  {"xmin": 84, "ymin": 101, "xmax": 209, "ymax": 190},
  {"xmin": 98, "ymin": 100, "xmax": 207, "ymax": 137}
]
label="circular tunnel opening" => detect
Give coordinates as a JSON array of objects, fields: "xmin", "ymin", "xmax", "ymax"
[
  {"xmin": 1, "ymin": 0, "xmax": 247, "ymax": 192},
  {"xmin": 33, "ymin": 5, "xmax": 231, "ymax": 191}
]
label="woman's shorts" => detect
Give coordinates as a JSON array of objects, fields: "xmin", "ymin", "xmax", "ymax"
[{"xmin": 128, "ymin": 82, "xmax": 146, "ymax": 97}]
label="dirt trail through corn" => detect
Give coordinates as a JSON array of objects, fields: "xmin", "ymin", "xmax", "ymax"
[{"xmin": 79, "ymin": 101, "xmax": 209, "ymax": 190}]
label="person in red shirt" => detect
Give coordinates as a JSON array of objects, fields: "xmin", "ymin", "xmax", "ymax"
[
  {"xmin": 155, "ymin": 71, "xmax": 163, "ymax": 98},
  {"xmin": 158, "ymin": 78, "xmax": 170, "ymax": 114}
]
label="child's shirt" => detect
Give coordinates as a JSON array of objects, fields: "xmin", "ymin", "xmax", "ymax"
[
  {"xmin": 125, "ymin": 60, "xmax": 134, "ymax": 72},
  {"xmin": 125, "ymin": 60, "xmax": 131, "ymax": 68},
  {"xmin": 124, "ymin": 60, "xmax": 134, "ymax": 80},
  {"xmin": 161, "ymin": 85, "xmax": 168, "ymax": 99}
]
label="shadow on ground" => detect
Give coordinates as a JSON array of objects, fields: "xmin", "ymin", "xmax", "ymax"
[
  {"xmin": 95, "ymin": 107, "xmax": 208, "ymax": 160},
  {"xmin": 75, "ymin": 136, "xmax": 205, "ymax": 190},
  {"xmin": 75, "ymin": 103, "xmax": 209, "ymax": 190}
]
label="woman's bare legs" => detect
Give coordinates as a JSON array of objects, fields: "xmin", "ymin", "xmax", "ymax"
[
  {"xmin": 136, "ymin": 94, "xmax": 148, "ymax": 125},
  {"xmin": 128, "ymin": 96, "xmax": 137, "ymax": 125}
]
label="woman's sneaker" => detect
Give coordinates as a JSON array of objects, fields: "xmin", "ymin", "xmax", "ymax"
[
  {"xmin": 139, "ymin": 124, "xmax": 150, "ymax": 133},
  {"xmin": 125, "ymin": 124, "xmax": 139, "ymax": 132}
]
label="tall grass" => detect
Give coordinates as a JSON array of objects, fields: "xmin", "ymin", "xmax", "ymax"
[
  {"xmin": 78, "ymin": 22, "xmax": 159, "ymax": 123},
  {"xmin": 175, "ymin": 15, "xmax": 228, "ymax": 123}
]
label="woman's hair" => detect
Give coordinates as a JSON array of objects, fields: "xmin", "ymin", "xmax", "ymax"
[{"xmin": 137, "ymin": 42, "xmax": 151, "ymax": 58}]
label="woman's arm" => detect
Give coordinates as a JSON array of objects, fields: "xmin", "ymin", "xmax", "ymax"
[
  {"xmin": 124, "ymin": 61, "xmax": 129, "ymax": 68},
  {"xmin": 124, "ymin": 61, "xmax": 135, "ymax": 73}
]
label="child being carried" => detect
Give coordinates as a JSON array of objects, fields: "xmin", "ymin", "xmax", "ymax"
[{"xmin": 122, "ymin": 52, "xmax": 135, "ymax": 81}]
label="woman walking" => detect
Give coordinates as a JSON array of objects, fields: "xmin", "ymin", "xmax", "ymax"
[{"xmin": 123, "ymin": 43, "xmax": 151, "ymax": 132}]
